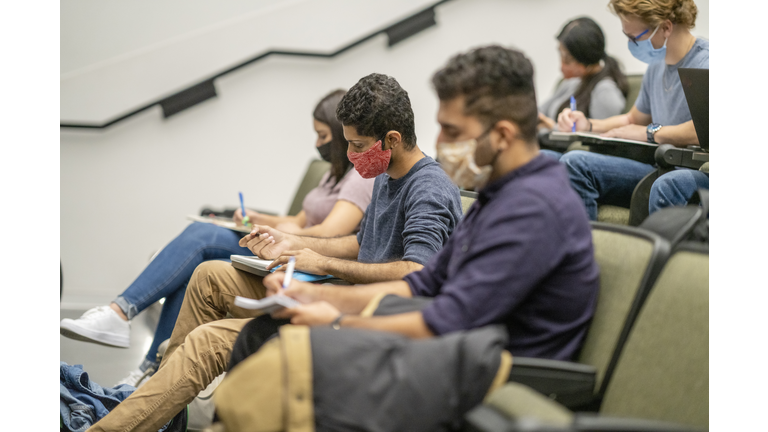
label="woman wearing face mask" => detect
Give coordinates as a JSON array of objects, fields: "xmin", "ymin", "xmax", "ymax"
[
  {"xmin": 537, "ymin": 17, "xmax": 628, "ymax": 132},
  {"xmin": 555, "ymin": 0, "xmax": 708, "ymax": 220},
  {"xmin": 60, "ymin": 89, "xmax": 374, "ymax": 387}
]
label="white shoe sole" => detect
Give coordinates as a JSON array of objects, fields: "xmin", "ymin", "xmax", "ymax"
[{"xmin": 60, "ymin": 319, "xmax": 130, "ymax": 348}]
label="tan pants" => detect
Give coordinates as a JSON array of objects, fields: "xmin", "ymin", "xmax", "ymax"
[{"xmin": 88, "ymin": 260, "xmax": 267, "ymax": 432}]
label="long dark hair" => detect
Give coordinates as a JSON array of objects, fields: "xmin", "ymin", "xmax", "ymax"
[
  {"xmin": 313, "ymin": 89, "xmax": 350, "ymax": 185},
  {"xmin": 555, "ymin": 17, "xmax": 629, "ymax": 117}
]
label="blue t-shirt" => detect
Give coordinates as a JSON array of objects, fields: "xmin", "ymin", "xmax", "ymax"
[
  {"xmin": 635, "ymin": 38, "xmax": 709, "ymax": 125},
  {"xmin": 356, "ymin": 155, "xmax": 463, "ymax": 265},
  {"xmin": 404, "ymin": 154, "xmax": 600, "ymax": 361}
]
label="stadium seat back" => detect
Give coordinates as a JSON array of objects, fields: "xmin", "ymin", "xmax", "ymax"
[
  {"xmin": 600, "ymin": 242, "xmax": 708, "ymax": 428},
  {"xmin": 579, "ymin": 223, "xmax": 670, "ymax": 395},
  {"xmin": 287, "ymin": 159, "xmax": 331, "ymax": 216}
]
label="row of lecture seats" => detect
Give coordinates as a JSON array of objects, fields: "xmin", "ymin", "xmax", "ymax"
[
  {"xmin": 540, "ymin": 73, "xmax": 709, "ymax": 227},
  {"xmin": 200, "ymin": 160, "xmax": 707, "ymax": 431},
  {"xmin": 465, "ymin": 226, "xmax": 708, "ymax": 431}
]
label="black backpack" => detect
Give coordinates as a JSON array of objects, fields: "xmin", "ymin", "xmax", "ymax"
[{"xmin": 639, "ymin": 188, "xmax": 709, "ymax": 245}]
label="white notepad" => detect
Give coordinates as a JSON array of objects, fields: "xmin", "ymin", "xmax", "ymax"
[
  {"xmin": 186, "ymin": 215, "xmax": 253, "ymax": 233},
  {"xmin": 234, "ymin": 295, "xmax": 299, "ymax": 314}
]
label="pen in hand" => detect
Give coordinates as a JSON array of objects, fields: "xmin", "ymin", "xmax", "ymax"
[
  {"xmin": 570, "ymin": 95, "xmax": 576, "ymax": 132},
  {"xmin": 239, "ymin": 192, "xmax": 250, "ymax": 227},
  {"xmin": 282, "ymin": 256, "xmax": 296, "ymax": 290}
]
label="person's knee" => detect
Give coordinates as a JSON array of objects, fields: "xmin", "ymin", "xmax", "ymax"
[
  {"xmin": 560, "ymin": 150, "xmax": 593, "ymax": 175},
  {"xmin": 184, "ymin": 221, "xmax": 225, "ymax": 241},
  {"xmin": 189, "ymin": 260, "xmax": 231, "ymax": 295}
]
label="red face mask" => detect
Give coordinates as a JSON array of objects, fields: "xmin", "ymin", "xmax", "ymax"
[{"xmin": 347, "ymin": 140, "xmax": 391, "ymax": 179}]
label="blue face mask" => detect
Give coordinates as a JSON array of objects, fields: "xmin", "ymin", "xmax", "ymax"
[{"xmin": 627, "ymin": 25, "xmax": 667, "ymax": 64}]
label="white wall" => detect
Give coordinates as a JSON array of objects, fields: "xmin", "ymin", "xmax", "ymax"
[{"xmin": 61, "ymin": 0, "xmax": 709, "ymax": 305}]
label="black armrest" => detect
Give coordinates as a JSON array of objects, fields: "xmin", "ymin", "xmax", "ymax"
[
  {"xmin": 463, "ymin": 410, "xmax": 705, "ymax": 432},
  {"xmin": 547, "ymin": 132, "xmax": 657, "ymax": 165},
  {"xmin": 573, "ymin": 414, "xmax": 705, "ymax": 432},
  {"xmin": 464, "ymin": 405, "xmax": 516, "ymax": 432},
  {"xmin": 506, "ymin": 357, "xmax": 597, "ymax": 410},
  {"xmin": 538, "ymin": 129, "xmax": 571, "ymax": 152},
  {"xmin": 654, "ymin": 144, "xmax": 708, "ymax": 170},
  {"xmin": 199, "ymin": 206, "xmax": 279, "ymax": 218}
]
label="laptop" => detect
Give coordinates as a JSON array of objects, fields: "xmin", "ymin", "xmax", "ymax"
[{"xmin": 678, "ymin": 68, "xmax": 709, "ymax": 151}]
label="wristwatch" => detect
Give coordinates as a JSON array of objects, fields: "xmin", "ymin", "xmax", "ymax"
[
  {"xmin": 647, "ymin": 123, "xmax": 663, "ymax": 143},
  {"xmin": 330, "ymin": 314, "xmax": 345, "ymax": 330}
]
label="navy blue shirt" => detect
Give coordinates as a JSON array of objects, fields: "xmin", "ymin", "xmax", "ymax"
[
  {"xmin": 357, "ymin": 155, "xmax": 463, "ymax": 265},
  {"xmin": 404, "ymin": 154, "xmax": 599, "ymax": 361}
]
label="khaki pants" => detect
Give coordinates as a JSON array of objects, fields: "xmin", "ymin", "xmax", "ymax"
[{"xmin": 88, "ymin": 260, "xmax": 267, "ymax": 432}]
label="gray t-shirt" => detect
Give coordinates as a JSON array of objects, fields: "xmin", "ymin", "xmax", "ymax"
[
  {"xmin": 634, "ymin": 38, "xmax": 709, "ymax": 125},
  {"xmin": 539, "ymin": 77, "xmax": 626, "ymax": 122},
  {"xmin": 356, "ymin": 155, "xmax": 463, "ymax": 265}
]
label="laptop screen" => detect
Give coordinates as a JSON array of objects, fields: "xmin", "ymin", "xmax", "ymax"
[{"xmin": 678, "ymin": 68, "xmax": 709, "ymax": 151}]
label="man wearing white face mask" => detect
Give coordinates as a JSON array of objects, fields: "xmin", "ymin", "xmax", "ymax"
[
  {"xmin": 556, "ymin": 0, "xmax": 708, "ymax": 219},
  {"xmin": 248, "ymin": 45, "xmax": 599, "ymax": 363}
]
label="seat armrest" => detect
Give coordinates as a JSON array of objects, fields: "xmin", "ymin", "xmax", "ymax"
[
  {"xmin": 199, "ymin": 207, "xmax": 279, "ymax": 218},
  {"xmin": 654, "ymin": 144, "xmax": 708, "ymax": 170},
  {"xmin": 548, "ymin": 132, "xmax": 656, "ymax": 165},
  {"xmin": 573, "ymin": 414, "xmax": 705, "ymax": 432},
  {"xmin": 507, "ymin": 357, "xmax": 597, "ymax": 410}
]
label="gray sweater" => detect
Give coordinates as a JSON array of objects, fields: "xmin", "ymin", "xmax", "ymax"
[
  {"xmin": 356, "ymin": 154, "xmax": 462, "ymax": 265},
  {"xmin": 539, "ymin": 77, "xmax": 626, "ymax": 121}
]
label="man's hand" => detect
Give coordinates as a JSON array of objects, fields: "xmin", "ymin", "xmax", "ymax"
[
  {"xmin": 601, "ymin": 124, "xmax": 647, "ymax": 142},
  {"xmin": 238, "ymin": 225, "xmax": 294, "ymax": 259},
  {"xmin": 557, "ymin": 108, "xmax": 590, "ymax": 133},
  {"xmin": 263, "ymin": 272, "xmax": 319, "ymax": 303},
  {"xmin": 267, "ymin": 248, "xmax": 330, "ymax": 275},
  {"xmin": 272, "ymin": 301, "xmax": 341, "ymax": 326}
]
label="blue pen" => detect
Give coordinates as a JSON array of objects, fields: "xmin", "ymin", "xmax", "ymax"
[
  {"xmin": 239, "ymin": 192, "xmax": 250, "ymax": 227},
  {"xmin": 570, "ymin": 95, "xmax": 577, "ymax": 132}
]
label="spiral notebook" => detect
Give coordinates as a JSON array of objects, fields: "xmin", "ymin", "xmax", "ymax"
[
  {"xmin": 186, "ymin": 215, "xmax": 252, "ymax": 234},
  {"xmin": 229, "ymin": 255, "xmax": 335, "ymax": 282}
]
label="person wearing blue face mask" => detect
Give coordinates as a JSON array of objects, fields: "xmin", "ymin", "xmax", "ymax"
[{"xmin": 555, "ymin": 0, "xmax": 708, "ymax": 220}]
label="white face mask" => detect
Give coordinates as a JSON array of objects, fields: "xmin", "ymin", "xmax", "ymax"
[{"xmin": 436, "ymin": 139, "xmax": 492, "ymax": 191}]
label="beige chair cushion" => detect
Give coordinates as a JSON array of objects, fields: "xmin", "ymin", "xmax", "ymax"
[
  {"xmin": 287, "ymin": 159, "xmax": 331, "ymax": 216},
  {"xmin": 597, "ymin": 205, "xmax": 630, "ymax": 225},
  {"xmin": 578, "ymin": 228, "xmax": 654, "ymax": 388},
  {"xmin": 485, "ymin": 382, "xmax": 573, "ymax": 427},
  {"xmin": 601, "ymin": 250, "xmax": 709, "ymax": 428}
]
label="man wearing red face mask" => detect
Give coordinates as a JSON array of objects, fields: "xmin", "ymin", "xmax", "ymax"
[{"xmin": 87, "ymin": 74, "xmax": 464, "ymax": 432}]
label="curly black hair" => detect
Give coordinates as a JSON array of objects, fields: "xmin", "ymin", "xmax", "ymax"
[
  {"xmin": 336, "ymin": 73, "xmax": 417, "ymax": 150},
  {"xmin": 431, "ymin": 45, "xmax": 538, "ymax": 142}
]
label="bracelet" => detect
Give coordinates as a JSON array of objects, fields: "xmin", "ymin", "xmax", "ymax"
[
  {"xmin": 588, "ymin": 120, "xmax": 593, "ymax": 132},
  {"xmin": 330, "ymin": 314, "xmax": 345, "ymax": 330}
]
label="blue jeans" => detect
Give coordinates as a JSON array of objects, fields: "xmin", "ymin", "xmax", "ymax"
[
  {"xmin": 113, "ymin": 222, "xmax": 253, "ymax": 367},
  {"xmin": 560, "ymin": 151, "xmax": 655, "ymax": 221},
  {"xmin": 649, "ymin": 168, "xmax": 709, "ymax": 214}
]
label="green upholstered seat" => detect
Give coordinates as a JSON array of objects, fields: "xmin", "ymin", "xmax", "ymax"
[
  {"xmin": 286, "ymin": 159, "xmax": 331, "ymax": 216},
  {"xmin": 600, "ymin": 243, "xmax": 709, "ymax": 428},
  {"xmin": 578, "ymin": 223, "xmax": 670, "ymax": 394},
  {"xmin": 460, "ymin": 190, "xmax": 478, "ymax": 214},
  {"xmin": 623, "ymin": 74, "xmax": 644, "ymax": 114},
  {"xmin": 467, "ymin": 242, "xmax": 708, "ymax": 431},
  {"xmin": 596, "ymin": 205, "xmax": 630, "ymax": 225}
]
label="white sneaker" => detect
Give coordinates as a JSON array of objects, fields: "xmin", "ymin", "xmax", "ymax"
[
  {"xmin": 115, "ymin": 367, "xmax": 154, "ymax": 388},
  {"xmin": 60, "ymin": 305, "xmax": 131, "ymax": 348}
]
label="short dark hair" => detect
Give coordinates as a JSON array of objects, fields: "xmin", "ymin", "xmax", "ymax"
[
  {"xmin": 336, "ymin": 73, "xmax": 417, "ymax": 150},
  {"xmin": 313, "ymin": 89, "xmax": 350, "ymax": 185},
  {"xmin": 431, "ymin": 45, "xmax": 538, "ymax": 142}
]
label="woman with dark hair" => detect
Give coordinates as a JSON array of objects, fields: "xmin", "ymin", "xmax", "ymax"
[
  {"xmin": 60, "ymin": 89, "xmax": 374, "ymax": 386},
  {"xmin": 538, "ymin": 17, "xmax": 629, "ymax": 131}
]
